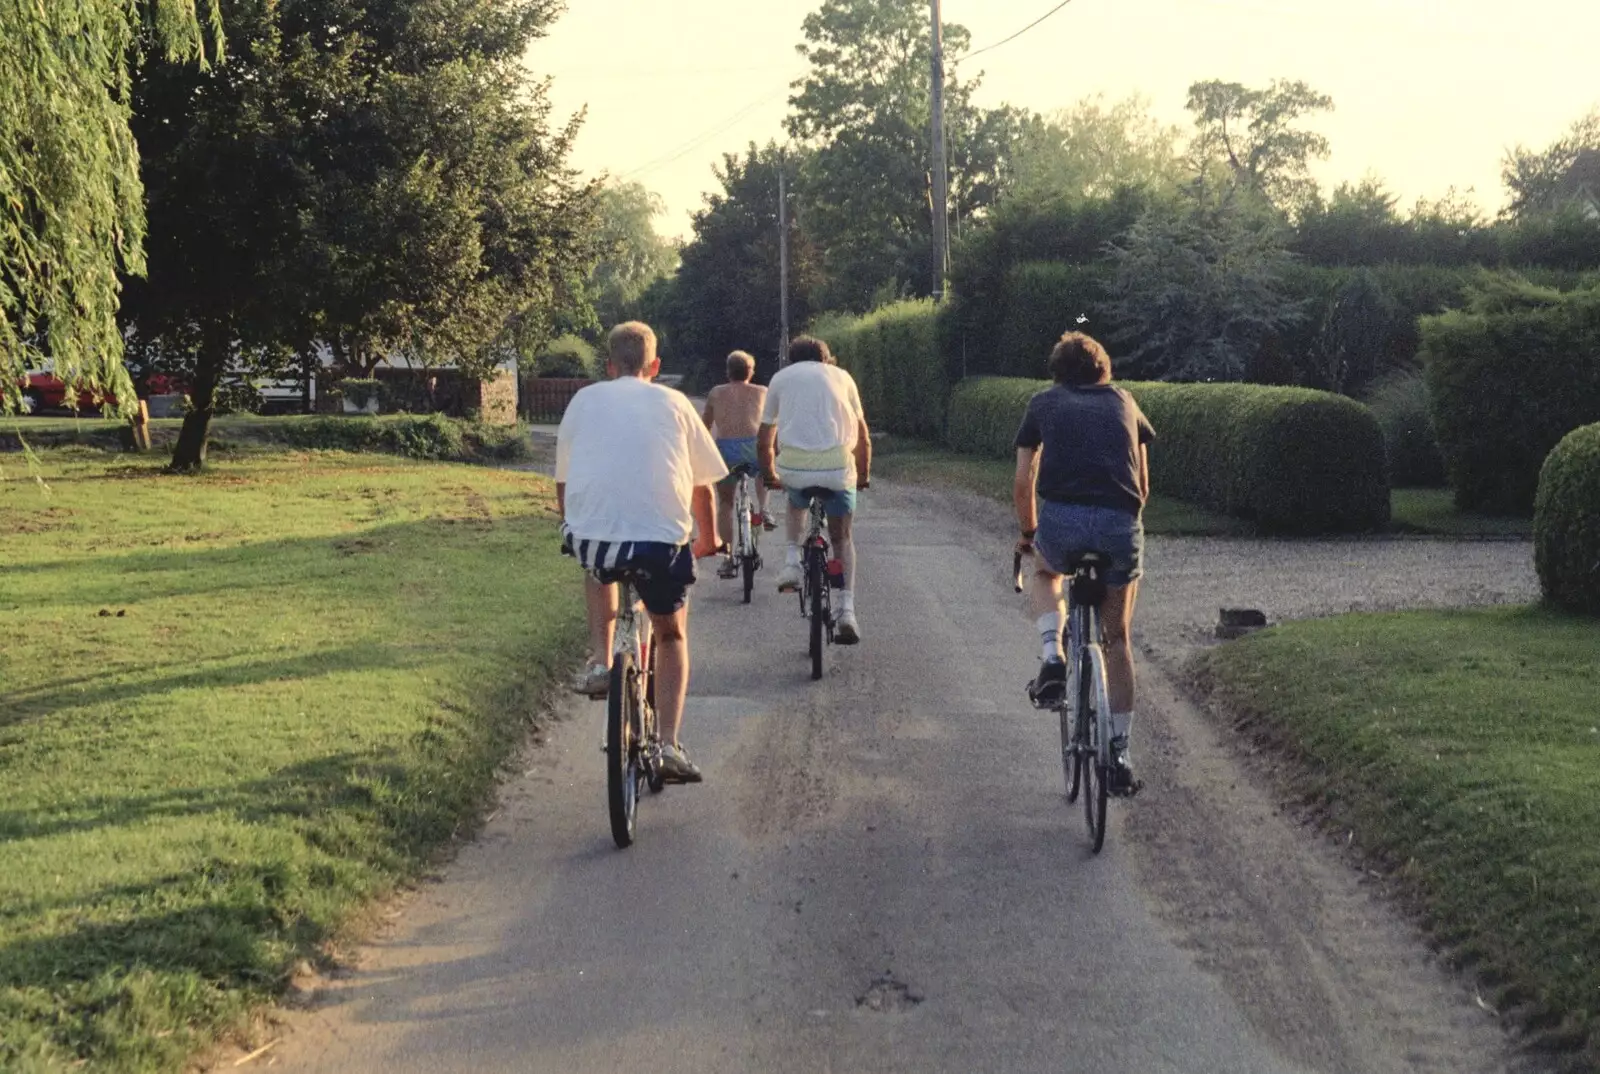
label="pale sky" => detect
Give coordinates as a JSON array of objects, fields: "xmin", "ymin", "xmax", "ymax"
[{"xmin": 532, "ymin": 0, "xmax": 1599, "ymax": 238}]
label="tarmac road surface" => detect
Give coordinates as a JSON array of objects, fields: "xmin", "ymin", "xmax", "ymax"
[{"xmin": 265, "ymin": 479, "xmax": 1540, "ymax": 1074}]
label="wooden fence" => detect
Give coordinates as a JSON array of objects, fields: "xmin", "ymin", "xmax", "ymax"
[{"xmin": 520, "ymin": 377, "xmax": 592, "ymax": 421}]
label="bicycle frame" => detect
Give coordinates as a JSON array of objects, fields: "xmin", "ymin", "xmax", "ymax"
[
  {"xmin": 798, "ymin": 497, "xmax": 831, "ymax": 617},
  {"xmin": 1066, "ymin": 588, "xmax": 1112, "ymax": 769}
]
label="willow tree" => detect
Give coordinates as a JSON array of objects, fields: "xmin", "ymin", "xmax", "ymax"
[{"xmin": 0, "ymin": 0, "xmax": 221, "ymax": 416}]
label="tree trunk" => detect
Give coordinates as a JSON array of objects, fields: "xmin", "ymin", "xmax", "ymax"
[{"xmin": 169, "ymin": 329, "xmax": 226, "ymax": 472}]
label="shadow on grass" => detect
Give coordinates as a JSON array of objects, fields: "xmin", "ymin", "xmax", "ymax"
[
  {"xmin": 0, "ymin": 643, "xmax": 430, "ymax": 734},
  {"xmin": 2, "ymin": 511, "xmax": 550, "ymax": 610}
]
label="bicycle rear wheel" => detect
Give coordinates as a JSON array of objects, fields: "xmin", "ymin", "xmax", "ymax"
[
  {"xmin": 1081, "ymin": 656, "xmax": 1108, "ymax": 852},
  {"xmin": 742, "ymin": 553, "xmax": 756, "ymax": 603},
  {"xmin": 807, "ymin": 548, "xmax": 825, "ymax": 680},
  {"xmin": 606, "ymin": 651, "xmax": 639, "ymax": 848}
]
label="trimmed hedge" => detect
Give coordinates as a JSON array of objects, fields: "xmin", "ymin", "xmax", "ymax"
[
  {"xmin": 946, "ymin": 376, "xmax": 1390, "ymax": 534},
  {"xmin": 1421, "ymin": 284, "xmax": 1600, "ymax": 514},
  {"xmin": 815, "ymin": 299, "xmax": 946, "ymax": 440},
  {"xmin": 1534, "ymin": 423, "xmax": 1600, "ymax": 613}
]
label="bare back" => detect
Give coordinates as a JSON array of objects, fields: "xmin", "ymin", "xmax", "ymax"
[{"xmin": 705, "ymin": 382, "xmax": 767, "ymax": 440}]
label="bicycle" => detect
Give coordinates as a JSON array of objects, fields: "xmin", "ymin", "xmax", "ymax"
[
  {"xmin": 1015, "ymin": 549, "xmax": 1115, "ymax": 852},
  {"xmin": 563, "ymin": 539, "xmax": 666, "ymax": 849},
  {"xmin": 796, "ymin": 488, "xmax": 843, "ymax": 680},
  {"xmin": 718, "ymin": 463, "xmax": 763, "ymax": 603}
]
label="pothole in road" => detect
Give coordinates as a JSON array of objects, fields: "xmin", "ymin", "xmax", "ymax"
[{"xmin": 856, "ymin": 974, "xmax": 924, "ymax": 1013}]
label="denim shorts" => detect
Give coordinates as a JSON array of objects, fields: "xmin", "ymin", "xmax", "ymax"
[
  {"xmin": 1034, "ymin": 501, "xmax": 1144, "ymax": 585},
  {"xmin": 786, "ymin": 486, "xmax": 857, "ymax": 518}
]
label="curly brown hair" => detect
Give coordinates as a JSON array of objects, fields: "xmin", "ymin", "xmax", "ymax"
[
  {"xmin": 787, "ymin": 336, "xmax": 832, "ymax": 364},
  {"xmin": 1048, "ymin": 331, "xmax": 1112, "ymax": 386}
]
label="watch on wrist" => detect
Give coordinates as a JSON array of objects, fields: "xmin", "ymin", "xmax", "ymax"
[{"xmin": 1021, "ymin": 528, "xmax": 1036, "ymax": 540}]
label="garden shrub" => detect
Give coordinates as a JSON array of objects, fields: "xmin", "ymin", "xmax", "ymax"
[
  {"xmin": 265, "ymin": 415, "xmax": 514, "ymax": 462},
  {"xmin": 1365, "ymin": 370, "xmax": 1446, "ymax": 487},
  {"xmin": 1534, "ymin": 422, "xmax": 1600, "ymax": 613},
  {"xmin": 529, "ymin": 335, "xmax": 600, "ymax": 379},
  {"xmin": 1421, "ymin": 283, "xmax": 1600, "ymax": 514},
  {"xmin": 336, "ymin": 378, "xmax": 382, "ymax": 411},
  {"xmin": 946, "ymin": 376, "xmax": 1390, "ymax": 533}
]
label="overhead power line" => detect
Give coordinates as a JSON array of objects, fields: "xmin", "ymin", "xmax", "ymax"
[
  {"xmin": 619, "ymin": 82, "xmax": 797, "ymax": 179},
  {"xmin": 957, "ymin": 0, "xmax": 1078, "ymax": 62}
]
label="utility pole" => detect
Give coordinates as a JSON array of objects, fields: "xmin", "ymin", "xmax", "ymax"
[
  {"xmin": 928, "ymin": 0, "xmax": 951, "ymax": 302},
  {"xmin": 778, "ymin": 152, "xmax": 791, "ymax": 368}
]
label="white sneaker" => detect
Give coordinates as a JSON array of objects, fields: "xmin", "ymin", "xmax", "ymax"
[
  {"xmin": 835, "ymin": 609, "xmax": 861, "ymax": 645},
  {"xmin": 775, "ymin": 563, "xmax": 802, "ymax": 592},
  {"xmin": 570, "ymin": 662, "xmax": 609, "ymax": 697}
]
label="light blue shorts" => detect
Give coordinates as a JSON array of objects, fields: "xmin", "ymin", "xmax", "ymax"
[
  {"xmin": 716, "ymin": 437, "xmax": 759, "ymax": 486},
  {"xmin": 786, "ymin": 486, "xmax": 857, "ymax": 518},
  {"xmin": 1035, "ymin": 501, "xmax": 1143, "ymax": 585}
]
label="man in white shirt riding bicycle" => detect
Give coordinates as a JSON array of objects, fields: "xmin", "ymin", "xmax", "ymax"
[
  {"xmin": 757, "ymin": 335, "xmax": 872, "ymax": 644},
  {"xmin": 556, "ymin": 322, "xmax": 726, "ymax": 783}
]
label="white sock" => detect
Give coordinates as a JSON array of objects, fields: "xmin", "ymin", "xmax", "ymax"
[
  {"xmin": 785, "ymin": 544, "xmax": 802, "ymax": 567},
  {"xmin": 839, "ymin": 590, "xmax": 855, "ymax": 613},
  {"xmin": 1037, "ymin": 612, "xmax": 1064, "ymax": 663},
  {"xmin": 1111, "ymin": 711, "xmax": 1133, "ymax": 741}
]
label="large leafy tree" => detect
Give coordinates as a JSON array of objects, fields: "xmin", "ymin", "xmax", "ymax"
[
  {"xmin": 588, "ymin": 180, "xmax": 680, "ymax": 332},
  {"xmin": 785, "ymin": 0, "xmax": 1024, "ymax": 309},
  {"xmin": 1185, "ymin": 78, "xmax": 1333, "ymax": 216},
  {"xmin": 661, "ymin": 143, "xmax": 823, "ymax": 386},
  {"xmin": 1007, "ymin": 94, "xmax": 1186, "ymax": 207},
  {"xmin": 1, "ymin": 0, "xmax": 221, "ymax": 416},
  {"xmin": 125, "ymin": 0, "xmax": 599, "ymax": 470},
  {"xmin": 1501, "ymin": 107, "xmax": 1600, "ymax": 220}
]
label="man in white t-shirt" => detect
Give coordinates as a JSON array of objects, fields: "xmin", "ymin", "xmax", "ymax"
[
  {"xmin": 556, "ymin": 322, "xmax": 727, "ymax": 783},
  {"xmin": 757, "ymin": 335, "xmax": 872, "ymax": 644}
]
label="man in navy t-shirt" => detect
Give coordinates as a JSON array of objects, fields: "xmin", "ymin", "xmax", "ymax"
[{"xmin": 1013, "ymin": 332, "xmax": 1154, "ymax": 794}]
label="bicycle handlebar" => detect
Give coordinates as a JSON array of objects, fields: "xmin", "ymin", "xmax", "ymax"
[{"xmin": 1013, "ymin": 549, "xmax": 1024, "ymax": 594}]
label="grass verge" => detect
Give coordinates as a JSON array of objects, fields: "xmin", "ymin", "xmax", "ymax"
[
  {"xmin": 1192, "ymin": 607, "xmax": 1600, "ymax": 1067},
  {"xmin": 1390, "ymin": 487, "xmax": 1534, "ymax": 538},
  {"xmin": 872, "ymin": 439, "xmax": 1254, "ymax": 537},
  {"xmin": 1, "ymin": 413, "xmax": 534, "ymax": 466},
  {"xmin": 0, "ymin": 448, "xmax": 581, "ymax": 1072}
]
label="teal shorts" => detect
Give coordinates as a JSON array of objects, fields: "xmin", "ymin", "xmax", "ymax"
[{"xmin": 716, "ymin": 437, "xmax": 759, "ymax": 485}]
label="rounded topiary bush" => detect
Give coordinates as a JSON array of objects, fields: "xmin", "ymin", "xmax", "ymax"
[{"xmin": 1534, "ymin": 422, "xmax": 1600, "ymax": 613}]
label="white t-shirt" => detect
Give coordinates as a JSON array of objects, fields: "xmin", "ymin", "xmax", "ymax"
[
  {"xmin": 556, "ymin": 378, "xmax": 728, "ymax": 545},
  {"xmin": 761, "ymin": 361, "xmax": 866, "ymax": 490}
]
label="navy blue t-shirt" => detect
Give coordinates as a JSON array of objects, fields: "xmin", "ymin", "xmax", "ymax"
[{"xmin": 1014, "ymin": 384, "xmax": 1155, "ymax": 516}]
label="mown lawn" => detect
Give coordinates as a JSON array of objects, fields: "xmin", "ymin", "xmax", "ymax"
[
  {"xmin": 0, "ymin": 448, "xmax": 582, "ymax": 1072},
  {"xmin": 1390, "ymin": 487, "xmax": 1534, "ymax": 538},
  {"xmin": 1194, "ymin": 607, "xmax": 1600, "ymax": 1066}
]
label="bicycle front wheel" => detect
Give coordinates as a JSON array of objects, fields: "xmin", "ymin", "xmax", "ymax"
[
  {"xmin": 606, "ymin": 651, "xmax": 639, "ymax": 848},
  {"xmin": 1062, "ymin": 694, "xmax": 1082, "ymax": 803}
]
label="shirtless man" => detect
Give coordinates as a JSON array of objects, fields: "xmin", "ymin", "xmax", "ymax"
[{"xmin": 701, "ymin": 351, "xmax": 772, "ymax": 578}]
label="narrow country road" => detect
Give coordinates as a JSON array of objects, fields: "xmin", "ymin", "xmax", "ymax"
[{"xmin": 263, "ymin": 479, "xmax": 1541, "ymax": 1074}]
